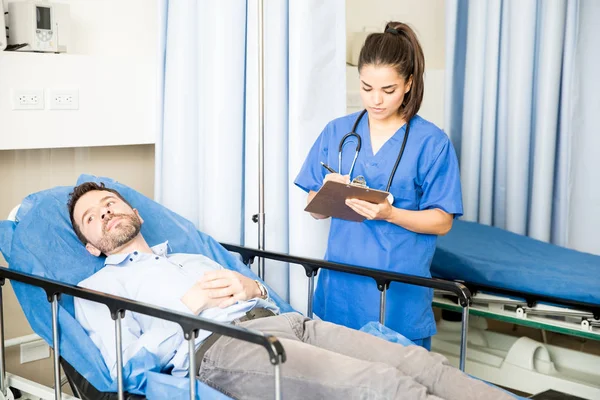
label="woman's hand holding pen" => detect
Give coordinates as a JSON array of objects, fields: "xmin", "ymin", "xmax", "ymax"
[
  {"xmin": 320, "ymin": 162, "xmax": 350, "ymax": 185},
  {"xmin": 323, "ymin": 173, "xmax": 350, "ymax": 185},
  {"xmin": 345, "ymin": 197, "xmax": 393, "ymax": 221}
]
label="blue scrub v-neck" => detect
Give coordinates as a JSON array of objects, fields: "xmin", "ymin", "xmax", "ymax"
[
  {"xmin": 353, "ymin": 115, "xmax": 409, "ymax": 190},
  {"xmin": 360, "ymin": 115, "xmax": 408, "ymax": 161}
]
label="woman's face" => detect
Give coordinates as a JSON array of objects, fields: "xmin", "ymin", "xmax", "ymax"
[{"xmin": 359, "ymin": 64, "xmax": 412, "ymax": 122}]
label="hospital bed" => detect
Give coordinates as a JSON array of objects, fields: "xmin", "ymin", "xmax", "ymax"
[
  {"xmin": 0, "ymin": 174, "xmax": 503, "ymax": 400},
  {"xmin": 429, "ymin": 220, "xmax": 600, "ymax": 398}
]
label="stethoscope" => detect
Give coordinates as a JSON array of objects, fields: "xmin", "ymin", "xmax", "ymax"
[{"xmin": 338, "ymin": 109, "xmax": 411, "ymax": 202}]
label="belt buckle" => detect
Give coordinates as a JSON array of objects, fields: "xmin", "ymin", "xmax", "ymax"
[{"xmin": 233, "ymin": 310, "xmax": 251, "ymax": 325}]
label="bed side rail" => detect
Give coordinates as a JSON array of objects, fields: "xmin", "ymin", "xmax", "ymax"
[
  {"xmin": 221, "ymin": 243, "xmax": 471, "ymax": 306},
  {"xmin": 0, "ymin": 267, "xmax": 285, "ymax": 400},
  {"xmin": 221, "ymin": 243, "xmax": 471, "ymax": 372}
]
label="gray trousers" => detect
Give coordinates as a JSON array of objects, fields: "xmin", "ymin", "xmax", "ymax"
[{"xmin": 197, "ymin": 312, "xmax": 513, "ymax": 400}]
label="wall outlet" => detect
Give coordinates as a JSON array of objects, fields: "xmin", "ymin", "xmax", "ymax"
[
  {"xmin": 11, "ymin": 89, "xmax": 45, "ymax": 110},
  {"xmin": 49, "ymin": 89, "xmax": 79, "ymax": 110},
  {"xmin": 20, "ymin": 339, "xmax": 50, "ymax": 364}
]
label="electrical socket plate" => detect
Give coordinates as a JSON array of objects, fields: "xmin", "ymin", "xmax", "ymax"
[
  {"xmin": 11, "ymin": 89, "xmax": 45, "ymax": 110},
  {"xmin": 49, "ymin": 88, "xmax": 79, "ymax": 110},
  {"xmin": 20, "ymin": 339, "xmax": 50, "ymax": 364}
]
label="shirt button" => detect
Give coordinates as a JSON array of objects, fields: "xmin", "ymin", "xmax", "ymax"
[
  {"xmin": 155, "ymin": 256, "xmax": 159, "ymax": 260},
  {"xmin": 129, "ymin": 258, "xmax": 133, "ymax": 262},
  {"xmin": 134, "ymin": 251, "xmax": 138, "ymax": 255}
]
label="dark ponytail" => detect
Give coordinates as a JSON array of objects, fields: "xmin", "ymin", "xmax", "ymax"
[{"xmin": 358, "ymin": 22, "xmax": 425, "ymax": 121}]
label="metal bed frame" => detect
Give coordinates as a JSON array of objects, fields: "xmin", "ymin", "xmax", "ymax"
[
  {"xmin": 433, "ymin": 280, "xmax": 600, "ymax": 340},
  {"xmin": 0, "ymin": 245, "xmax": 472, "ymax": 400}
]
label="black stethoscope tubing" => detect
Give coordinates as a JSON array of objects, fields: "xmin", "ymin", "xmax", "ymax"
[{"xmin": 339, "ymin": 109, "xmax": 411, "ymax": 192}]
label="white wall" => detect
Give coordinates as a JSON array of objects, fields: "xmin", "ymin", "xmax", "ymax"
[
  {"xmin": 0, "ymin": 0, "xmax": 158, "ymax": 388},
  {"xmin": 0, "ymin": 0, "xmax": 160, "ymax": 150},
  {"xmin": 345, "ymin": 0, "xmax": 446, "ymax": 128}
]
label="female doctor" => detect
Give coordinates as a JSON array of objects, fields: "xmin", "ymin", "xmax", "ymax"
[{"xmin": 294, "ymin": 22, "xmax": 463, "ymax": 349}]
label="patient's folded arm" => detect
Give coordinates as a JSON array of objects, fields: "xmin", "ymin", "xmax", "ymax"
[{"xmin": 181, "ymin": 281, "xmax": 223, "ymax": 314}]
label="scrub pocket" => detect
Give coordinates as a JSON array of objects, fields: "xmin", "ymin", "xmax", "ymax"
[
  {"xmin": 391, "ymin": 188, "xmax": 418, "ymax": 208},
  {"xmin": 374, "ymin": 184, "xmax": 417, "ymax": 235}
]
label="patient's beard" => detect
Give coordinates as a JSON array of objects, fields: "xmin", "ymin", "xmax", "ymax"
[{"xmin": 94, "ymin": 213, "xmax": 142, "ymax": 254}]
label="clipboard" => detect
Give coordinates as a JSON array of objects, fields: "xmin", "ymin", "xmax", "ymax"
[{"xmin": 304, "ymin": 180, "xmax": 390, "ymax": 222}]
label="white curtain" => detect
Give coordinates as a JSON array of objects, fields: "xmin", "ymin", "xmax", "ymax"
[
  {"xmin": 156, "ymin": 0, "xmax": 346, "ymax": 311},
  {"xmin": 567, "ymin": 1, "xmax": 600, "ymax": 254},
  {"xmin": 445, "ymin": 0, "xmax": 600, "ymax": 254}
]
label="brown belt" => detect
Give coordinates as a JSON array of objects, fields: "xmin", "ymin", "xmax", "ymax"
[{"xmin": 195, "ymin": 307, "xmax": 276, "ymax": 373}]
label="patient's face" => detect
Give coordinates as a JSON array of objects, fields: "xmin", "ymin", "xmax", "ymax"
[{"xmin": 73, "ymin": 190, "xmax": 142, "ymax": 256}]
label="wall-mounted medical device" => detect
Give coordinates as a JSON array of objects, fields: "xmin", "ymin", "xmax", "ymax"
[{"xmin": 6, "ymin": 1, "xmax": 70, "ymax": 53}]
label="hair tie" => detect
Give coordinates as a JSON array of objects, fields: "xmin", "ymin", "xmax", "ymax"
[{"xmin": 385, "ymin": 28, "xmax": 400, "ymax": 36}]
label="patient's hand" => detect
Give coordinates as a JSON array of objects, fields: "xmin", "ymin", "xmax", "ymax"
[
  {"xmin": 198, "ymin": 270, "xmax": 262, "ymax": 308},
  {"xmin": 180, "ymin": 283, "xmax": 224, "ymax": 315}
]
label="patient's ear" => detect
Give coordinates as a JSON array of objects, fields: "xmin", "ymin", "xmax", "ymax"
[
  {"xmin": 134, "ymin": 209, "xmax": 144, "ymax": 224},
  {"xmin": 85, "ymin": 243, "xmax": 102, "ymax": 257}
]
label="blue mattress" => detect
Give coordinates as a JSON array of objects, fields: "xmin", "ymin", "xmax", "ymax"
[{"xmin": 432, "ymin": 220, "xmax": 600, "ymax": 306}]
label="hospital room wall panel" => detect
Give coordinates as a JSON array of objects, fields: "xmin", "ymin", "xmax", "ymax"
[
  {"xmin": 0, "ymin": 0, "xmax": 160, "ymax": 150},
  {"xmin": 0, "ymin": 143, "xmax": 154, "ymax": 387}
]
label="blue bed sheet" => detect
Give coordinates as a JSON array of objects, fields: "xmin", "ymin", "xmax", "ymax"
[{"xmin": 432, "ymin": 220, "xmax": 600, "ymax": 306}]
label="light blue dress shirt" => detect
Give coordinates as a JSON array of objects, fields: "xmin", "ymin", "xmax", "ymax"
[{"xmin": 74, "ymin": 241, "xmax": 279, "ymax": 378}]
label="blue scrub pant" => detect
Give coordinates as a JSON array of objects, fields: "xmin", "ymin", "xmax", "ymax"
[{"xmin": 412, "ymin": 337, "xmax": 431, "ymax": 351}]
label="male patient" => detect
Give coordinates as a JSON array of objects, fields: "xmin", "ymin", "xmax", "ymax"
[{"xmin": 69, "ymin": 182, "xmax": 511, "ymax": 400}]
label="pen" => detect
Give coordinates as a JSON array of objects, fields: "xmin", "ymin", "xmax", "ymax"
[{"xmin": 320, "ymin": 161, "xmax": 337, "ymax": 174}]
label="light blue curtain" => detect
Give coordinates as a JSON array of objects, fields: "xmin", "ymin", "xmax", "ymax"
[
  {"xmin": 446, "ymin": 0, "xmax": 600, "ymax": 255},
  {"xmin": 155, "ymin": 1, "xmax": 346, "ymax": 310}
]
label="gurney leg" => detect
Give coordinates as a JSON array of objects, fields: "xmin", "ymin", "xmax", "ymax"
[
  {"xmin": 379, "ymin": 289, "xmax": 387, "ymax": 325},
  {"xmin": 258, "ymin": 258, "xmax": 265, "ymax": 280},
  {"xmin": 113, "ymin": 311, "xmax": 124, "ymax": 400},
  {"xmin": 459, "ymin": 304, "xmax": 469, "ymax": 372},
  {"xmin": 51, "ymin": 294, "xmax": 62, "ymax": 400},
  {"xmin": 188, "ymin": 334, "xmax": 196, "ymax": 400},
  {"xmin": 0, "ymin": 283, "xmax": 6, "ymax": 398},
  {"xmin": 274, "ymin": 363, "xmax": 281, "ymax": 400},
  {"xmin": 307, "ymin": 275, "xmax": 314, "ymax": 318}
]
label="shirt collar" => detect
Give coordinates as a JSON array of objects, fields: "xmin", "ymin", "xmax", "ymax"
[{"xmin": 104, "ymin": 241, "xmax": 170, "ymax": 266}]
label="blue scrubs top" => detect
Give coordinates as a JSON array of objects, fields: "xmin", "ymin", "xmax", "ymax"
[{"xmin": 294, "ymin": 112, "xmax": 463, "ymax": 340}]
